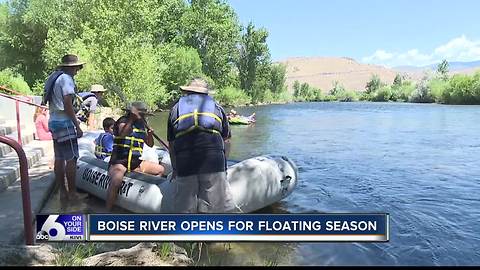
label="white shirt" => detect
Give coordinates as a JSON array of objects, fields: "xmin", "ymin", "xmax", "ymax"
[
  {"xmin": 82, "ymin": 96, "xmax": 98, "ymax": 113},
  {"xmin": 49, "ymin": 73, "xmax": 76, "ymax": 121}
]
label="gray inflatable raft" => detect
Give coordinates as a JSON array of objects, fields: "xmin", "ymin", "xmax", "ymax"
[{"xmin": 76, "ymin": 131, "xmax": 298, "ymax": 213}]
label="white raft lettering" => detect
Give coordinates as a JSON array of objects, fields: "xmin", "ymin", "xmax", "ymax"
[
  {"xmin": 83, "ymin": 168, "xmax": 111, "ymax": 189},
  {"xmin": 82, "ymin": 168, "xmax": 133, "ymax": 197}
]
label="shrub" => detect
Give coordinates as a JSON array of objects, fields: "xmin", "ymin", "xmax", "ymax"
[
  {"xmin": 392, "ymin": 82, "xmax": 415, "ymax": 102},
  {"xmin": 158, "ymin": 44, "xmax": 203, "ymax": 102},
  {"xmin": 329, "ymin": 81, "xmax": 345, "ymax": 96},
  {"xmin": 428, "ymin": 78, "xmax": 449, "ymax": 103},
  {"xmin": 442, "ymin": 74, "xmax": 477, "ymax": 104},
  {"xmin": 322, "ymin": 94, "xmax": 337, "ymax": 102},
  {"xmin": 335, "ymin": 90, "xmax": 358, "ymax": 102},
  {"xmin": 215, "ymin": 86, "xmax": 251, "ymax": 106},
  {"xmin": 372, "ymin": 86, "xmax": 393, "ymax": 102},
  {"xmin": 409, "ymin": 78, "xmax": 434, "ymax": 103},
  {"xmin": 0, "ymin": 68, "xmax": 32, "ymax": 94},
  {"xmin": 365, "ymin": 74, "xmax": 384, "ymax": 94},
  {"xmin": 359, "ymin": 92, "xmax": 373, "ymax": 101},
  {"xmin": 274, "ymin": 90, "xmax": 293, "ymax": 103}
]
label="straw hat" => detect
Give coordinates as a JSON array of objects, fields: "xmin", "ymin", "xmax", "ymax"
[
  {"xmin": 90, "ymin": 84, "xmax": 107, "ymax": 93},
  {"xmin": 123, "ymin": 101, "xmax": 154, "ymax": 116},
  {"xmin": 57, "ymin": 54, "xmax": 85, "ymax": 67},
  {"xmin": 180, "ymin": 78, "xmax": 214, "ymax": 95}
]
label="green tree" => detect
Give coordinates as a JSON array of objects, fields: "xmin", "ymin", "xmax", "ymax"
[
  {"xmin": 393, "ymin": 74, "xmax": 403, "ymax": 87},
  {"xmin": 0, "ymin": 0, "xmax": 283, "ymax": 107},
  {"xmin": 428, "ymin": 78, "xmax": 449, "ymax": 103},
  {"xmin": 293, "ymin": 80, "xmax": 301, "ymax": 99},
  {"xmin": 153, "ymin": 0, "xmax": 188, "ymax": 44},
  {"xmin": 215, "ymin": 86, "xmax": 251, "ymax": 106},
  {"xmin": 237, "ymin": 22, "xmax": 270, "ymax": 102},
  {"xmin": 437, "ymin": 59, "xmax": 449, "ymax": 81},
  {"xmin": 181, "ymin": 0, "xmax": 241, "ymax": 88},
  {"xmin": 0, "ymin": 68, "xmax": 31, "ymax": 94},
  {"xmin": 365, "ymin": 74, "xmax": 383, "ymax": 94},
  {"xmin": 299, "ymin": 82, "xmax": 309, "ymax": 98},
  {"xmin": 0, "ymin": 0, "xmax": 47, "ymax": 86},
  {"xmin": 269, "ymin": 63, "xmax": 287, "ymax": 95},
  {"xmin": 372, "ymin": 86, "xmax": 393, "ymax": 102},
  {"xmin": 0, "ymin": 3, "xmax": 7, "ymax": 25},
  {"xmin": 442, "ymin": 74, "xmax": 478, "ymax": 104},
  {"xmin": 329, "ymin": 81, "xmax": 345, "ymax": 96},
  {"xmin": 0, "ymin": 3, "xmax": 7, "ymax": 66},
  {"xmin": 395, "ymin": 81, "xmax": 415, "ymax": 102},
  {"xmin": 158, "ymin": 44, "xmax": 204, "ymax": 104},
  {"xmin": 409, "ymin": 76, "xmax": 434, "ymax": 103}
]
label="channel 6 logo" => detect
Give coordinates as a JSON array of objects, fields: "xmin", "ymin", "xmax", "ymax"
[{"xmin": 36, "ymin": 215, "xmax": 84, "ymax": 242}]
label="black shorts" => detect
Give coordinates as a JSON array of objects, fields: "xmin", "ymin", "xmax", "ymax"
[{"xmin": 109, "ymin": 158, "xmax": 142, "ymax": 171}]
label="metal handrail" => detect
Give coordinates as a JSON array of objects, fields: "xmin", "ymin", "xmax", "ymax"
[
  {"xmin": 0, "ymin": 85, "xmax": 33, "ymax": 102},
  {"xmin": 0, "ymin": 92, "xmax": 47, "ymax": 109},
  {"xmin": 0, "ymin": 91, "xmax": 48, "ymax": 146},
  {"xmin": 0, "ymin": 136, "xmax": 33, "ymax": 245}
]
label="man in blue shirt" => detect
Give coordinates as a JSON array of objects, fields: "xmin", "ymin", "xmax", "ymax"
[{"xmin": 94, "ymin": 117, "xmax": 115, "ymax": 161}]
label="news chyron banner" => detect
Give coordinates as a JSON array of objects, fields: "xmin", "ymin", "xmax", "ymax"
[
  {"xmin": 36, "ymin": 214, "xmax": 85, "ymax": 242},
  {"xmin": 88, "ymin": 214, "xmax": 389, "ymax": 242}
]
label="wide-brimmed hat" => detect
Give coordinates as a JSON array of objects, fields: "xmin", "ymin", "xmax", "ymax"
[
  {"xmin": 123, "ymin": 101, "xmax": 154, "ymax": 116},
  {"xmin": 180, "ymin": 78, "xmax": 213, "ymax": 95},
  {"xmin": 57, "ymin": 54, "xmax": 86, "ymax": 67},
  {"xmin": 90, "ymin": 84, "xmax": 107, "ymax": 93}
]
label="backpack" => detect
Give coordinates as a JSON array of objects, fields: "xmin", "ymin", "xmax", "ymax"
[{"xmin": 41, "ymin": 70, "xmax": 65, "ymax": 106}]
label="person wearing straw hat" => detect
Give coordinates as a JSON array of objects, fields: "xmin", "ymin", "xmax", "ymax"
[
  {"xmin": 167, "ymin": 77, "xmax": 231, "ymax": 213},
  {"xmin": 105, "ymin": 101, "xmax": 165, "ymax": 211},
  {"xmin": 45, "ymin": 54, "xmax": 88, "ymax": 202},
  {"xmin": 75, "ymin": 84, "xmax": 107, "ymax": 131}
]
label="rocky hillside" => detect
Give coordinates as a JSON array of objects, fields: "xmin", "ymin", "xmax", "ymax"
[{"xmin": 280, "ymin": 57, "xmax": 480, "ymax": 93}]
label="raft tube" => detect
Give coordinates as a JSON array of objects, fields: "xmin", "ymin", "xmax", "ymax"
[
  {"xmin": 228, "ymin": 116, "xmax": 254, "ymax": 125},
  {"xmin": 76, "ymin": 131, "xmax": 298, "ymax": 213}
]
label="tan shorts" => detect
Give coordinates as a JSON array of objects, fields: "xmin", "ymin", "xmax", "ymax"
[{"xmin": 173, "ymin": 171, "xmax": 227, "ymax": 213}]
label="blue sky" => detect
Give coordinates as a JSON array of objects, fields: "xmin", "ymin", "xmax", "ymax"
[{"xmin": 227, "ymin": 0, "xmax": 480, "ymax": 67}]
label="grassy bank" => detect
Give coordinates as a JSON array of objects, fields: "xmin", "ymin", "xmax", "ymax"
[{"xmin": 290, "ymin": 68, "xmax": 480, "ymax": 105}]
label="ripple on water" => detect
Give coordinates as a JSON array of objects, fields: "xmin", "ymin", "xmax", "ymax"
[{"xmin": 42, "ymin": 102, "xmax": 480, "ymax": 266}]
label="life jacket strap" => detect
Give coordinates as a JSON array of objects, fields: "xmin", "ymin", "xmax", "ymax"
[
  {"xmin": 175, "ymin": 126, "xmax": 221, "ymax": 138},
  {"xmin": 173, "ymin": 111, "xmax": 222, "ymax": 124},
  {"xmin": 132, "ymin": 128, "xmax": 146, "ymax": 133}
]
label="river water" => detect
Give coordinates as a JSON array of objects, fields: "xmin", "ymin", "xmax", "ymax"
[{"xmin": 42, "ymin": 102, "xmax": 480, "ymax": 266}]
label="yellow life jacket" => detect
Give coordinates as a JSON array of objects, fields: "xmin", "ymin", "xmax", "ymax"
[{"xmin": 113, "ymin": 125, "xmax": 146, "ymax": 172}]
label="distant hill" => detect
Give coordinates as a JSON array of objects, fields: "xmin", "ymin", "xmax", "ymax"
[
  {"xmin": 279, "ymin": 57, "xmax": 480, "ymax": 93},
  {"xmin": 394, "ymin": 60, "xmax": 480, "ymax": 72},
  {"xmin": 280, "ymin": 57, "xmax": 399, "ymax": 93},
  {"xmin": 434, "ymin": 60, "xmax": 480, "ymax": 71}
]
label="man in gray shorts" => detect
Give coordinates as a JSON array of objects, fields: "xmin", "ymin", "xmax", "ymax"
[
  {"xmin": 45, "ymin": 54, "xmax": 87, "ymax": 201},
  {"xmin": 167, "ymin": 78, "xmax": 231, "ymax": 213}
]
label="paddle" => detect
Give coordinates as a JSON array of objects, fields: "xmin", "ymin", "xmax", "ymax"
[
  {"xmin": 109, "ymin": 84, "xmax": 170, "ymax": 151},
  {"xmin": 140, "ymin": 116, "xmax": 170, "ymax": 151}
]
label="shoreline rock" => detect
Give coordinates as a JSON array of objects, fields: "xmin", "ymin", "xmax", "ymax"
[
  {"xmin": 0, "ymin": 243, "xmax": 193, "ymax": 266},
  {"xmin": 83, "ymin": 243, "xmax": 193, "ymax": 266},
  {"xmin": 0, "ymin": 244, "xmax": 57, "ymax": 266}
]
